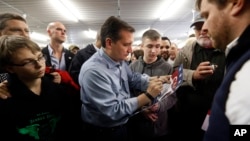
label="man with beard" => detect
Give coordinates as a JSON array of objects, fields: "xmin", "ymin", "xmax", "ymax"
[
  {"xmin": 160, "ymin": 36, "xmax": 171, "ymax": 61},
  {"xmin": 168, "ymin": 14, "xmax": 225, "ymax": 141},
  {"xmin": 196, "ymin": 0, "xmax": 250, "ymax": 140}
]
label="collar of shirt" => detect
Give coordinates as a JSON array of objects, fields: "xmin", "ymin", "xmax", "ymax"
[
  {"xmin": 48, "ymin": 44, "xmax": 65, "ymax": 55},
  {"xmin": 100, "ymin": 48, "xmax": 123, "ymax": 69},
  {"xmin": 225, "ymin": 37, "xmax": 239, "ymax": 57},
  {"xmin": 93, "ymin": 44, "xmax": 100, "ymax": 51}
]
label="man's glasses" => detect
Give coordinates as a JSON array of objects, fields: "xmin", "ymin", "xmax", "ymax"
[{"xmin": 10, "ymin": 55, "xmax": 46, "ymax": 67}]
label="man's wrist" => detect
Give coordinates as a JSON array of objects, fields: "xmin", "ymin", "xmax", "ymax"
[{"xmin": 144, "ymin": 92, "xmax": 155, "ymax": 102}]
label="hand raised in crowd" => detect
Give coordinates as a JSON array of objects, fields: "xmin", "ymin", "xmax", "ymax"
[
  {"xmin": 193, "ymin": 61, "xmax": 216, "ymax": 80},
  {"xmin": 0, "ymin": 80, "xmax": 11, "ymax": 99}
]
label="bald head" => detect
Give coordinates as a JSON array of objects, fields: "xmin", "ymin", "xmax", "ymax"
[
  {"xmin": 47, "ymin": 22, "xmax": 65, "ymax": 31},
  {"xmin": 46, "ymin": 22, "xmax": 67, "ymax": 44}
]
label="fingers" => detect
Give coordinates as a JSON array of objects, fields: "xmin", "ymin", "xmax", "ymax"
[
  {"xmin": 194, "ymin": 62, "xmax": 215, "ymax": 80},
  {"xmin": 147, "ymin": 79, "xmax": 163, "ymax": 97},
  {"xmin": 50, "ymin": 72, "xmax": 61, "ymax": 84},
  {"xmin": 155, "ymin": 75, "xmax": 171, "ymax": 84},
  {"xmin": 147, "ymin": 113, "xmax": 158, "ymax": 122},
  {"xmin": 0, "ymin": 80, "xmax": 11, "ymax": 99}
]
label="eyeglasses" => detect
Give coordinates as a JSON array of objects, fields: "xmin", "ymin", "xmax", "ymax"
[{"xmin": 10, "ymin": 55, "xmax": 46, "ymax": 67}]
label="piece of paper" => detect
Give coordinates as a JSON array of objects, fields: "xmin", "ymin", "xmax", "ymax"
[
  {"xmin": 156, "ymin": 64, "xmax": 183, "ymax": 102},
  {"xmin": 138, "ymin": 64, "xmax": 183, "ymax": 114}
]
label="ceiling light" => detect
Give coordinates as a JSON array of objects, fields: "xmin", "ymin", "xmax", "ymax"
[
  {"xmin": 154, "ymin": 0, "xmax": 174, "ymax": 19},
  {"xmin": 49, "ymin": 0, "xmax": 82, "ymax": 22},
  {"xmin": 157, "ymin": 0, "xmax": 190, "ymax": 20},
  {"xmin": 30, "ymin": 32, "xmax": 49, "ymax": 42},
  {"xmin": 83, "ymin": 29, "xmax": 97, "ymax": 39}
]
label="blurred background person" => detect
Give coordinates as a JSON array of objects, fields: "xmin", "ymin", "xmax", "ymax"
[
  {"xmin": 130, "ymin": 49, "xmax": 144, "ymax": 63},
  {"xmin": 69, "ymin": 44, "xmax": 80, "ymax": 54},
  {"xmin": 160, "ymin": 36, "xmax": 171, "ymax": 61},
  {"xmin": 167, "ymin": 42, "xmax": 178, "ymax": 66},
  {"xmin": 69, "ymin": 31, "xmax": 102, "ymax": 84}
]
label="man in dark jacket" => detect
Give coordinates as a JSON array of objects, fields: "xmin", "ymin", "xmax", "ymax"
[
  {"xmin": 69, "ymin": 32, "xmax": 101, "ymax": 84},
  {"xmin": 196, "ymin": 0, "xmax": 250, "ymax": 140},
  {"xmin": 42, "ymin": 21, "xmax": 74, "ymax": 71}
]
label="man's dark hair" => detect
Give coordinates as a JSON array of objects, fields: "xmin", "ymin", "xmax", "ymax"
[
  {"xmin": 100, "ymin": 16, "xmax": 135, "ymax": 48},
  {"xmin": 0, "ymin": 13, "xmax": 26, "ymax": 31},
  {"xmin": 161, "ymin": 36, "xmax": 171, "ymax": 45}
]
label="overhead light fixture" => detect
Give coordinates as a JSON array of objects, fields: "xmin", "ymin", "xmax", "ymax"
[
  {"xmin": 155, "ymin": 0, "xmax": 190, "ymax": 20},
  {"xmin": 30, "ymin": 32, "xmax": 49, "ymax": 42},
  {"xmin": 83, "ymin": 29, "xmax": 97, "ymax": 39},
  {"xmin": 154, "ymin": 0, "xmax": 174, "ymax": 19},
  {"xmin": 49, "ymin": 0, "xmax": 82, "ymax": 22}
]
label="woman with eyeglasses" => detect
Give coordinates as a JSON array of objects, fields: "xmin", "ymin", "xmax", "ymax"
[{"xmin": 0, "ymin": 35, "xmax": 82, "ymax": 141}]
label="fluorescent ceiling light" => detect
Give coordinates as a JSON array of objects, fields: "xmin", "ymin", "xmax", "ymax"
[
  {"xmin": 30, "ymin": 32, "xmax": 49, "ymax": 42},
  {"xmin": 154, "ymin": 0, "xmax": 174, "ymax": 19},
  {"xmin": 49, "ymin": 0, "xmax": 82, "ymax": 22},
  {"xmin": 83, "ymin": 29, "xmax": 97, "ymax": 39},
  {"xmin": 155, "ymin": 0, "xmax": 189, "ymax": 20}
]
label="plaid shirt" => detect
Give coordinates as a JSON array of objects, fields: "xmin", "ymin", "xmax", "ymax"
[{"xmin": 0, "ymin": 73, "xmax": 8, "ymax": 82}]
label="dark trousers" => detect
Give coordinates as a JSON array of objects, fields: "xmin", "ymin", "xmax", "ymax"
[{"xmin": 82, "ymin": 122, "xmax": 129, "ymax": 141}]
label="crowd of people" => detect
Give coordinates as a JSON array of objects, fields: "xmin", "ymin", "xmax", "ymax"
[{"xmin": 0, "ymin": 0, "xmax": 250, "ymax": 140}]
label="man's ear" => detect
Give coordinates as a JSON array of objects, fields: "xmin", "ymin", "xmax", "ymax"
[
  {"xmin": 105, "ymin": 38, "xmax": 112, "ymax": 49},
  {"xmin": 231, "ymin": 0, "xmax": 245, "ymax": 16}
]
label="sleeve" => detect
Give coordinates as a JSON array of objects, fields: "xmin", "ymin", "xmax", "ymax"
[
  {"xmin": 225, "ymin": 61, "xmax": 250, "ymax": 124},
  {"xmin": 68, "ymin": 51, "xmax": 86, "ymax": 85},
  {"xmin": 173, "ymin": 50, "xmax": 195, "ymax": 87},
  {"xmin": 80, "ymin": 68, "xmax": 139, "ymax": 121}
]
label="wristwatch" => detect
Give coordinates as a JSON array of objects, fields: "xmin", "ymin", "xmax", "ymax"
[{"xmin": 144, "ymin": 92, "xmax": 155, "ymax": 102}]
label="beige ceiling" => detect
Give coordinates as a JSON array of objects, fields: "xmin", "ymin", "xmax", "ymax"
[{"xmin": 0, "ymin": 0, "xmax": 196, "ymax": 48}]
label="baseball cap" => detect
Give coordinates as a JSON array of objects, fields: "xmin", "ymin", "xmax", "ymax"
[
  {"xmin": 69, "ymin": 45, "xmax": 79, "ymax": 51},
  {"xmin": 190, "ymin": 14, "xmax": 205, "ymax": 28}
]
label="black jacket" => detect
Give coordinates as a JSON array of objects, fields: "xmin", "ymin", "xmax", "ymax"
[
  {"xmin": 42, "ymin": 45, "xmax": 74, "ymax": 71},
  {"xmin": 69, "ymin": 44, "xmax": 97, "ymax": 84}
]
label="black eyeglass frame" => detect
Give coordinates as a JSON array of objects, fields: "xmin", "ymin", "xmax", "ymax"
[{"xmin": 10, "ymin": 54, "xmax": 46, "ymax": 67}]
